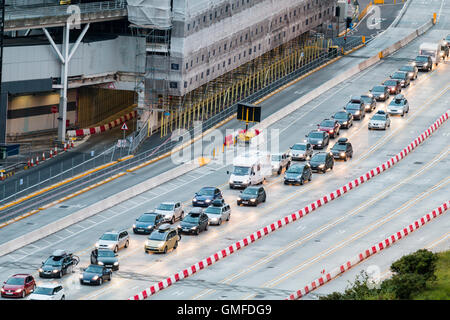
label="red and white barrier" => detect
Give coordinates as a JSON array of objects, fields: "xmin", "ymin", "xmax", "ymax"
[
  {"xmin": 67, "ymin": 110, "xmax": 137, "ymax": 137},
  {"xmin": 128, "ymin": 110, "xmax": 449, "ymax": 300},
  {"xmin": 286, "ymin": 201, "xmax": 450, "ymax": 300}
]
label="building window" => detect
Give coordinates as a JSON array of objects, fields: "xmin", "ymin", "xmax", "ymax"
[
  {"xmin": 202, "ymin": 54, "xmax": 204, "ymax": 61},
  {"xmin": 258, "ymin": 43, "xmax": 261, "ymax": 50},
  {"xmin": 254, "ymin": 45, "xmax": 256, "ymax": 52},
  {"xmin": 184, "ymin": 81, "xmax": 187, "ymax": 88},
  {"xmin": 203, "ymin": 16, "xmax": 206, "ymax": 22},
  {"xmin": 306, "ymin": 19, "xmax": 308, "ymax": 25},
  {"xmin": 249, "ymin": 48, "xmax": 252, "ymax": 55},
  {"xmin": 223, "ymin": 61, "xmax": 225, "ymax": 67},
  {"xmin": 170, "ymin": 82, "xmax": 178, "ymax": 88},
  {"xmin": 240, "ymin": 35, "xmax": 242, "ymax": 42},
  {"xmin": 224, "ymin": 43, "xmax": 227, "ymax": 50},
  {"xmin": 215, "ymin": 11, "xmax": 217, "ymax": 18},
  {"xmin": 219, "ymin": 46, "xmax": 221, "ymax": 53},
  {"xmin": 245, "ymin": 33, "xmax": 248, "ymax": 40},
  {"xmin": 207, "ymin": 69, "xmax": 210, "ymax": 76},
  {"xmin": 185, "ymin": 63, "xmax": 189, "ymax": 70},
  {"xmin": 294, "ymin": 9, "xmax": 296, "ymax": 16},
  {"xmin": 226, "ymin": 5, "xmax": 229, "ymax": 12},
  {"xmin": 191, "ymin": 60, "xmax": 193, "ymax": 67},
  {"xmin": 171, "ymin": 63, "xmax": 179, "ymax": 70},
  {"xmin": 228, "ymin": 58, "xmax": 231, "ymax": 65},
  {"xmin": 244, "ymin": 50, "xmax": 246, "ymax": 57},
  {"xmin": 210, "ymin": 13, "xmax": 212, "ymax": 20},
  {"xmin": 201, "ymin": 72, "xmax": 204, "ymax": 79},
  {"xmin": 293, "ymin": 26, "xmax": 295, "ymax": 32},
  {"xmin": 187, "ymin": 24, "xmax": 190, "ymax": 30},
  {"xmin": 196, "ymin": 75, "xmax": 198, "ymax": 81},
  {"xmin": 239, "ymin": 53, "xmax": 241, "ymax": 59}
]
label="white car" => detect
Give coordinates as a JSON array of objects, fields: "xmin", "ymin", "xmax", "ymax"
[
  {"xmin": 290, "ymin": 143, "xmax": 313, "ymax": 161},
  {"xmin": 368, "ymin": 111, "xmax": 391, "ymax": 130},
  {"xmin": 154, "ymin": 202, "xmax": 184, "ymax": 224},
  {"xmin": 271, "ymin": 152, "xmax": 291, "ymax": 175},
  {"xmin": 28, "ymin": 283, "xmax": 65, "ymax": 300},
  {"xmin": 387, "ymin": 94, "xmax": 409, "ymax": 117},
  {"xmin": 95, "ymin": 230, "xmax": 129, "ymax": 253}
]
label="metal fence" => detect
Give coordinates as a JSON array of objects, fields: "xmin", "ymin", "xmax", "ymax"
[{"xmin": 0, "ymin": 39, "xmax": 363, "ymax": 207}]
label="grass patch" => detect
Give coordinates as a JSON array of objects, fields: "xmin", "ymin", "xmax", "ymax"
[{"xmin": 413, "ymin": 250, "xmax": 450, "ymax": 300}]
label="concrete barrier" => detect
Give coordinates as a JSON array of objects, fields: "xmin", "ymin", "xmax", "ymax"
[
  {"xmin": 0, "ymin": 159, "xmax": 203, "ymax": 257},
  {"xmin": 286, "ymin": 201, "xmax": 450, "ymax": 300}
]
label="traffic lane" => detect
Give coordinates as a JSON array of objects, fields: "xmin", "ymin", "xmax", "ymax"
[
  {"xmin": 305, "ymin": 226, "xmax": 450, "ymax": 300},
  {"xmin": 397, "ymin": 0, "xmax": 446, "ymax": 29},
  {"xmin": 151, "ymin": 129, "xmax": 449, "ymax": 300}
]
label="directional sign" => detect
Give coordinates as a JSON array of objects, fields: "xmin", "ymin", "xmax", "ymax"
[{"xmin": 121, "ymin": 123, "xmax": 128, "ymax": 131}]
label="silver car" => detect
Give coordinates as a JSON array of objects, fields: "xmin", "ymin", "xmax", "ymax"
[
  {"xmin": 271, "ymin": 152, "xmax": 291, "ymax": 175},
  {"xmin": 95, "ymin": 230, "xmax": 129, "ymax": 253},
  {"xmin": 154, "ymin": 202, "xmax": 184, "ymax": 224},
  {"xmin": 368, "ymin": 111, "xmax": 391, "ymax": 130},
  {"xmin": 387, "ymin": 94, "xmax": 409, "ymax": 117},
  {"xmin": 204, "ymin": 202, "xmax": 231, "ymax": 225},
  {"xmin": 290, "ymin": 142, "xmax": 313, "ymax": 161}
]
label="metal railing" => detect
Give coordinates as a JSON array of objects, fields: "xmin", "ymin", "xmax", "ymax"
[{"xmin": 0, "ymin": 38, "xmax": 365, "ymax": 208}]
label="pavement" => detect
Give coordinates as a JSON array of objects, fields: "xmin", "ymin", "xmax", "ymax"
[{"xmin": 0, "ymin": 0, "xmax": 448, "ymax": 301}]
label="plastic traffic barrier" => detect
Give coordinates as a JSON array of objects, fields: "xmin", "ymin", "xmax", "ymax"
[
  {"xmin": 286, "ymin": 201, "xmax": 449, "ymax": 300},
  {"xmin": 129, "ymin": 111, "xmax": 449, "ymax": 300}
]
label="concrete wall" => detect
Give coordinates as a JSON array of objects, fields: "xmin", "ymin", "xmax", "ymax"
[{"xmin": 3, "ymin": 35, "xmax": 146, "ymax": 82}]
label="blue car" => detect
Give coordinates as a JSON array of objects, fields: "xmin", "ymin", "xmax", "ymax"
[
  {"xmin": 79, "ymin": 264, "xmax": 112, "ymax": 285},
  {"xmin": 133, "ymin": 212, "xmax": 164, "ymax": 234},
  {"xmin": 192, "ymin": 187, "xmax": 223, "ymax": 207}
]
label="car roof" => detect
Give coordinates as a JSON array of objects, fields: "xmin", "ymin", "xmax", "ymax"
[
  {"xmin": 36, "ymin": 283, "xmax": 60, "ymax": 289},
  {"xmin": 160, "ymin": 201, "xmax": 176, "ymax": 205},
  {"xmin": 189, "ymin": 207, "xmax": 203, "ymax": 214},
  {"xmin": 245, "ymin": 186, "xmax": 260, "ymax": 190},
  {"xmin": 52, "ymin": 249, "xmax": 67, "ymax": 257},
  {"xmin": 157, "ymin": 223, "xmax": 174, "ymax": 232},
  {"xmin": 142, "ymin": 212, "xmax": 158, "ymax": 216},
  {"xmin": 11, "ymin": 274, "xmax": 31, "ymax": 278},
  {"xmin": 337, "ymin": 137, "xmax": 349, "ymax": 143},
  {"xmin": 394, "ymin": 94, "xmax": 405, "ymax": 100},
  {"xmin": 200, "ymin": 187, "xmax": 216, "ymax": 190}
]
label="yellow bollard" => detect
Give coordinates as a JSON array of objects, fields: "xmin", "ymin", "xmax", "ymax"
[
  {"xmin": 222, "ymin": 144, "xmax": 225, "ymax": 153},
  {"xmin": 213, "ymin": 148, "xmax": 216, "ymax": 159},
  {"xmin": 433, "ymin": 13, "xmax": 437, "ymax": 24},
  {"xmin": 362, "ymin": 36, "xmax": 366, "ymax": 44}
]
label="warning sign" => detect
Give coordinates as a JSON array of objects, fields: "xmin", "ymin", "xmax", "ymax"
[{"xmin": 121, "ymin": 123, "xmax": 128, "ymax": 131}]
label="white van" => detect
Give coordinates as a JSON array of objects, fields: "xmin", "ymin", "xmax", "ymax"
[
  {"xmin": 228, "ymin": 152, "xmax": 271, "ymax": 189},
  {"xmin": 419, "ymin": 42, "xmax": 441, "ymax": 65}
]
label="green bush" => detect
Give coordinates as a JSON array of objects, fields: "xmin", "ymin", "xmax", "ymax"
[{"xmin": 390, "ymin": 249, "xmax": 438, "ymax": 281}]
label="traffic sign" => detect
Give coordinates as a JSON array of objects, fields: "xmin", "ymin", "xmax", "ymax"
[
  {"xmin": 121, "ymin": 123, "xmax": 128, "ymax": 131},
  {"xmin": 51, "ymin": 106, "xmax": 58, "ymax": 113}
]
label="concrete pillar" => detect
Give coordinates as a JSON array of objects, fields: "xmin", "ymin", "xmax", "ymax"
[
  {"xmin": 0, "ymin": 92, "xmax": 7, "ymax": 144},
  {"xmin": 58, "ymin": 23, "xmax": 69, "ymax": 143}
]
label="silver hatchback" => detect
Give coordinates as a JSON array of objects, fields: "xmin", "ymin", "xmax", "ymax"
[
  {"xmin": 204, "ymin": 202, "xmax": 231, "ymax": 225},
  {"xmin": 154, "ymin": 202, "xmax": 184, "ymax": 224}
]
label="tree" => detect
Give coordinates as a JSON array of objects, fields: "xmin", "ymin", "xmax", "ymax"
[
  {"xmin": 390, "ymin": 249, "xmax": 438, "ymax": 281},
  {"xmin": 389, "ymin": 273, "xmax": 427, "ymax": 299}
]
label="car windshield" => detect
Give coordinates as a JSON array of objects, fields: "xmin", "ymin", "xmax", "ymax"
[
  {"xmin": 100, "ymin": 234, "xmax": 118, "ymax": 241},
  {"xmin": 292, "ymin": 144, "xmax": 306, "ymax": 150},
  {"xmin": 233, "ymin": 166, "xmax": 251, "ymax": 176},
  {"xmin": 85, "ymin": 265, "xmax": 103, "ymax": 273},
  {"xmin": 420, "ymin": 50, "xmax": 435, "ymax": 56},
  {"xmin": 392, "ymin": 72, "xmax": 406, "ymax": 79},
  {"xmin": 384, "ymin": 80, "xmax": 397, "ymax": 86},
  {"xmin": 400, "ymin": 66, "xmax": 413, "ymax": 72},
  {"xmin": 373, "ymin": 86, "xmax": 385, "ymax": 92},
  {"xmin": 312, "ymin": 154, "xmax": 327, "ymax": 161},
  {"xmin": 287, "ymin": 166, "xmax": 304, "ymax": 174},
  {"xmin": 308, "ymin": 132, "xmax": 323, "ymax": 138},
  {"xmin": 138, "ymin": 215, "xmax": 156, "ymax": 223},
  {"xmin": 271, "ymin": 155, "xmax": 282, "ymax": 161},
  {"xmin": 184, "ymin": 215, "xmax": 200, "ymax": 223},
  {"xmin": 360, "ymin": 96, "xmax": 372, "ymax": 103},
  {"xmin": 243, "ymin": 188, "xmax": 258, "ymax": 195},
  {"xmin": 346, "ymin": 103, "xmax": 361, "ymax": 110},
  {"xmin": 157, "ymin": 203, "xmax": 174, "ymax": 211},
  {"xmin": 320, "ymin": 120, "xmax": 335, "ymax": 127},
  {"xmin": 5, "ymin": 277, "xmax": 24, "ymax": 285},
  {"xmin": 372, "ymin": 114, "xmax": 385, "ymax": 120},
  {"xmin": 44, "ymin": 257, "xmax": 62, "ymax": 266},
  {"xmin": 198, "ymin": 188, "xmax": 215, "ymax": 196},
  {"xmin": 33, "ymin": 287, "xmax": 54, "ymax": 295},
  {"xmin": 415, "ymin": 56, "xmax": 428, "ymax": 61},
  {"xmin": 205, "ymin": 207, "xmax": 222, "ymax": 214},
  {"xmin": 97, "ymin": 250, "xmax": 115, "ymax": 257},
  {"xmin": 390, "ymin": 99, "xmax": 405, "ymax": 106},
  {"xmin": 334, "ymin": 112, "xmax": 348, "ymax": 119},
  {"xmin": 148, "ymin": 231, "xmax": 167, "ymax": 241},
  {"xmin": 332, "ymin": 144, "xmax": 347, "ymax": 151}
]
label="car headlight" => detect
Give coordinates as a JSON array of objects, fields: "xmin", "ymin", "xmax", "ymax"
[
  {"xmin": 92, "ymin": 275, "xmax": 99, "ymax": 281},
  {"xmin": 95, "ymin": 242, "xmax": 99, "ymax": 248},
  {"xmin": 191, "ymin": 226, "xmax": 198, "ymax": 230},
  {"xmin": 205, "ymin": 199, "xmax": 211, "ymax": 203},
  {"xmin": 412, "ymin": 62, "xmax": 416, "ymax": 66},
  {"xmin": 329, "ymin": 129, "xmax": 334, "ymax": 133},
  {"xmin": 38, "ymin": 268, "xmax": 43, "ymax": 273},
  {"xmin": 237, "ymin": 197, "xmax": 241, "ymax": 200},
  {"xmin": 145, "ymin": 240, "xmax": 151, "ymax": 246},
  {"xmin": 380, "ymin": 94, "xmax": 385, "ymax": 98},
  {"xmin": 158, "ymin": 242, "xmax": 165, "ymax": 248},
  {"xmin": 192, "ymin": 197, "xmax": 197, "ymax": 202},
  {"xmin": 147, "ymin": 225, "xmax": 153, "ymax": 229},
  {"xmin": 79, "ymin": 274, "xmax": 83, "ymax": 279},
  {"xmin": 98, "ymin": 261, "xmax": 104, "ymax": 266},
  {"xmin": 211, "ymin": 217, "xmax": 218, "ymax": 221},
  {"xmin": 113, "ymin": 262, "xmax": 119, "ymax": 266},
  {"xmin": 15, "ymin": 289, "xmax": 22, "ymax": 293},
  {"xmin": 355, "ymin": 111, "xmax": 360, "ymax": 115},
  {"xmin": 409, "ymin": 72, "xmax": 413, "ymax": 77},
  {"xmin": 318, "ymin": 140, "xmax": 323, "ymax": 144},
  {"xmin": 132, "ymin": 224, "xmax": 136, "ymax": 228},
  {"xmin": 343, "ymin": 121, "xmax": 347, "ymax": 125},
  {"xmin": 440, "ymin": 52, "xmax": 444, "ymax": 56},
  {"xmin": 52, "ymin": 270, "xmax": 59, "ymax": 273},
  {"xmin": 319, "ymin": 164, "xmax": 325, "ymax": 168},
  {"xmin": 424, "ymin": 63, "xmax": 428, "ymax": 67},
  {"xmin": 165, "ymin": 214, "xmax": 172, "ymax": 218},
  {"xmin": 108, "ymin": 244, "xmax": 114, "ymax": 249},
  {"xmin": 340, "ymin": 152, "xmax": 345, "ymax": 157},
  {"xmin": 1, "ymin": 288, "xmax": 5, "ymax": 292},
  {"xmin": 250, "ymin": 199, "xmax": 256, "ymax": 202},
  {"xmin": 401, "ymin": 80, "xmax": 405, "ymax": 83}
]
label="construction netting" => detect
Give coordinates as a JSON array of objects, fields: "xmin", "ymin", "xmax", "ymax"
[{"xmin": 126, "ymin": 0, "xmax": 172, "ymax": 28}]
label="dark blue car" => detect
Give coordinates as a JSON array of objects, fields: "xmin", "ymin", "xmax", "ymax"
[
  {"xmin": 192, "ymin": 187, "xmax": 223, "ymax": 207},
  {"xmin": 133, "ymin": 212, "xmax": 164, "ymax": 234},
  {"xmin": 79, "ymin": 264, "xmax": 112, "ymax": 285}
]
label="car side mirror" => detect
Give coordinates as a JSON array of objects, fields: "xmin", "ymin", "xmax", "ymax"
[
  {"xmin": 239, "ymin": 191, "xmax": 242, "ymax": 193},
  {"xmin": 305, "ymin": 135, "xmax": 308, "ymax": 137},
  {"xmin": 226, "ymin": 171, "xmax": 230, "ymax": 174},
  {"xmin": 115, "ymin": 253, "xmax": 118, "ymax": 257}
]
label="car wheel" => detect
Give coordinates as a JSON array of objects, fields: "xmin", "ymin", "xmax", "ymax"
[
  {"xmin": 163, "ymin": 246, "xmax": 168, "ymax": 254},
  {"xmin": 401, "ymin": 112, "xmax": 404, "ymax": 117},
  {"xmin": 180, "ymin": 211, "xmax": 184, "ymax": 220},
  {"xmin": 59, "ymin": 271, "xmax": 63, "ymax": 278},
  {"xmin": 300, "ymin": 179, "xmax": 303, "ymax": 185},
  {"xmin": 218, "ymin": 219, "xmax": 222, "ymax": 225},
  {"xmin": 109, "ymin": 273, "xmax": 112, "ymax": 281},
  {"xmin": 277, "ymin": 168, "xmax": 281, "ymax": 175},
  {"xmin": 196, "ymin": 228, "xmax": 200, "ymax": 235},
  {"xmin": 145, "ymin": 250, "xmax": 149, "ymax": 254},
  {"xmin": 99, "ymin": 278, "xmax": 103, "ymax": 285},
  {"xmin": 205, "ymin": 223, "xmax": 208, "ymax": 231},
  {"xmin": 171, "ymin": 216, "xmax": 175, "ymax": 224},
  {"xmin": 125, "ymin": 240, "xmax": 129, "ymax": 248},
  {"xmin": 226, "ymin": 214, "xmax": 230, "ymax": 221},
  {"xmin": 308, "ymin": 175, "xmax": 312, "ymax": 181},
  {"xmin": 344, "ymin": 156, "xmax": 347, "ymax": 162},
  {"xmin": 21, "ymin": 290, "xmax": 26, "ymax": 298},
  {"xmin": 61, "ymin": 295, "xmax": 65, "ymax": 300},
  {"xmin": 114, "ymin": 246, "xmax": 118, "ymax": 253},
  {"xmin": 263, "ymin": 196, "xmax": 266, "ymax": 202}
]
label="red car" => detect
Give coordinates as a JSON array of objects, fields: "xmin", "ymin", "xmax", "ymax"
[
  {"xmin": 382, "ymin": 79, "xmax": 402, "ymax": 95},
  {"xmin": 317, "ymin": 119, "xmax": 341, "ymax": 138},
  {"xmin": 1, "ymin": 274, "xmax": 36, "ymax": 298}
]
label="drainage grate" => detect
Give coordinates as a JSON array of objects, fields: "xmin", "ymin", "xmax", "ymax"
[
  {"xmin": 59, "ymin": 205, "xmax": 69, "ymax": 209},
  {"xmin": 315, "ymin": 239, "xmax": 321, "ymax": 242},
  {"xmin": 414, "ymin": 161, "xmax": 423, "ymax": 165},
  {"xmin": 255, "ymin": 294, "xmax": 265, "ymax": 298}
]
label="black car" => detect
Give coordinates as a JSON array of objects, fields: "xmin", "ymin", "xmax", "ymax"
[
  {"xmin": 178, "ymin": 209, "xmax": 209, "ymax": 235},
  {"xmin": 90, "ymin": 249, "xmax": 119, "ymax": 271},
  {"xmin": 330, "ymin": 138, "xmax": 353, "ymax": 161},
  {"xmin": 79, "ymin": 264, "xmax": 112, "ymax": 285},
  {"xmin": 237, "ymin": 186, "xmax": 266, "ymax": 206},
  {"xmin": 192, "ymin": 187, "xmax": 223, "ymax": 207},
  {"xmin": 283, "ymin": 163, "xmax": 312, "ymax": 185},
  {"xmin": 414, "ymin": 55, "xmax": 432, "ymax": 71},
  {"xmin": 133, "ymin": 212, "xmax": 164, "ymax": 234},
  {"xmin": 360, "ymin": 94, "xmax": 377, "ymax": 112},
  {"xmin": 305, "ymin": 130, "xmax": 330, "ymax": 149},
  {"xmin": 345, "ymin": 100, "xmax": 365, "ymax": 120},
  {"xmin": 39, "ymin": 250, "xmax": 79, "ymax": 278},
  {"xmin": 332, "ymin": 110, "xmax": 353, "ymax": 129},
  {"xmin": 370, "ymin": 85, "xmax": 390, "ymax": 101},
  {"xmin": 390, "ymin": 71, "xmax": 410, "ymax": 87},
  {"xmin": 399, "ymin": 65, "xmax": 418, "ymax": 80},
  {"xmin": 309, "ymin": 152, "xmax": 334, "ymax": 173}
]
